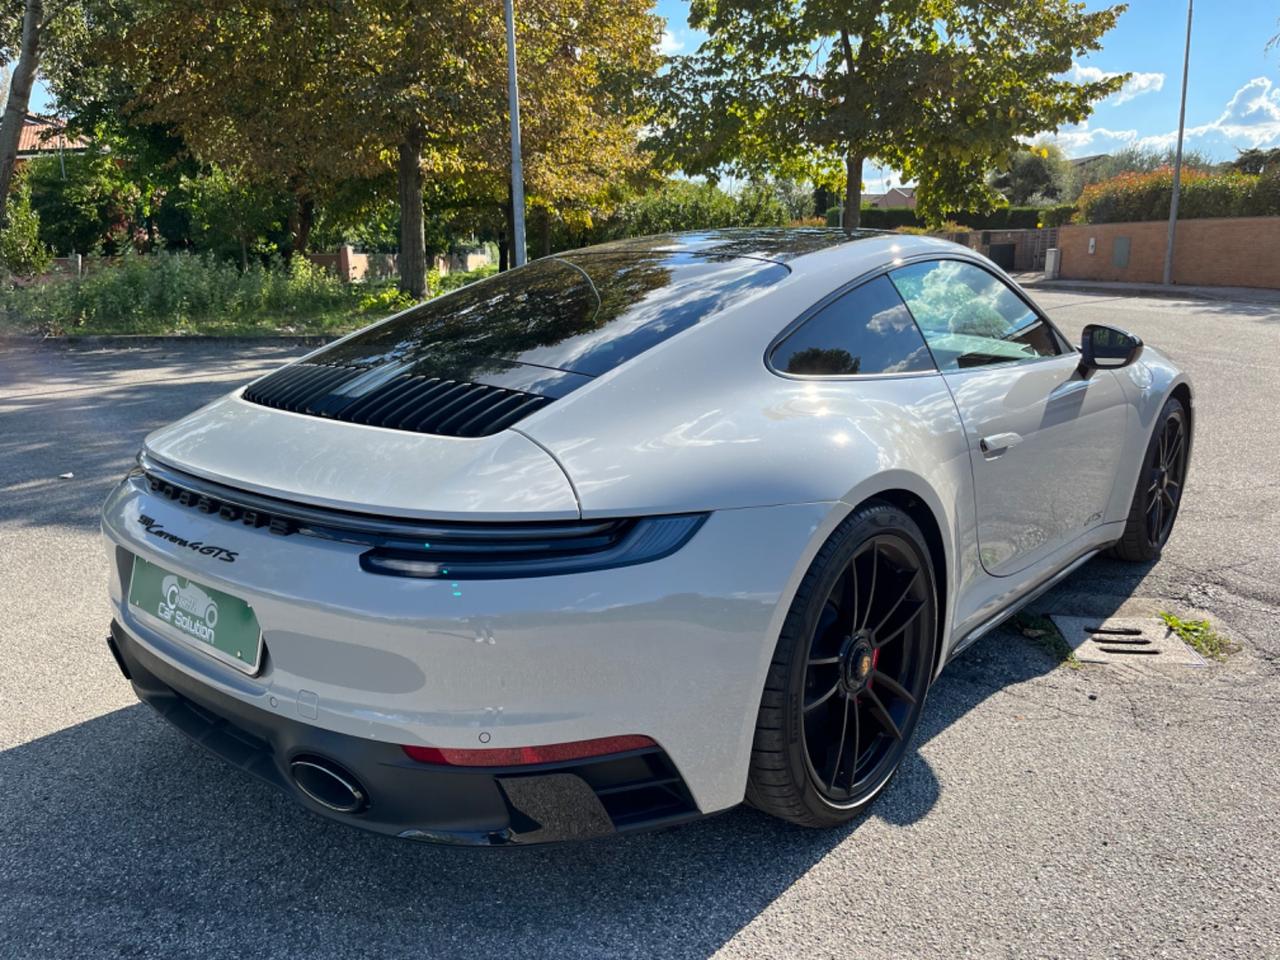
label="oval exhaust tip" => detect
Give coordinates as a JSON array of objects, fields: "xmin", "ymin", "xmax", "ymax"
[{"xmin": 289, "ymin": 756, "xmax": 368, "ymax": 814}]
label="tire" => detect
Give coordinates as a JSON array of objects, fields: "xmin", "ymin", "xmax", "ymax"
[
  {"xmin": 746, "ymin": 501, "xmax": 938, "ymax": 828},
  {"xmin": 1109, "ymin": 396, "xmax": 1189, "ymax": 563}
]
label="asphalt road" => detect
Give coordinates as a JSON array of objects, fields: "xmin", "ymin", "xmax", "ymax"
[{"xmin": 2, "ymin": 289, "xmax": 1278, "ymax": 960}]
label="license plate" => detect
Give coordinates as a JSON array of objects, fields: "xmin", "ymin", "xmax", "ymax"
[{"xmin": 127, "ymin": 556, "xmax": 263, "ymax": 674}]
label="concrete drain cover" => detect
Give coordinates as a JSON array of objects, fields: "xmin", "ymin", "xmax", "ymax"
[{"xmin": 1049, "ymin": 616, "xmax": 1207, "ymax": 667}]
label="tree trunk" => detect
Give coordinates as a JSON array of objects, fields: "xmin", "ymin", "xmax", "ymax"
[
  {"xmin": 842, "ymin": 152, "xmax": 864, "ymax": 230},
  {"xmin": 397, "ymin": 130, "xmax": 426, "ymax": 298},
  {"xmin": 286, "ymin": 190, "xmax": 314, "ymax": 258},
  {"xmin": 0, "ymin": 0, "xmax": 44, "ymax": 224}
]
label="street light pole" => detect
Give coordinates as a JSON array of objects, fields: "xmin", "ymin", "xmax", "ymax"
[
  {"xmin": 1163, "ymin": 0, "xmax": 1193, "ymax": 286},
  {"xmin": 504, "ymin": 0, "xmax": 527, "ymax": 267}
]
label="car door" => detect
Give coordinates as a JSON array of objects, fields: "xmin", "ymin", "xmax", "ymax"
[{"xmin": 889, "ymin": 259, "xmax": 1127, "ymax": 577}]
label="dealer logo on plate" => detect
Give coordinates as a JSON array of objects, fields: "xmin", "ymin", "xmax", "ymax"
[{"xmin": 157, "ymin": 574, "xmax": 220, "ymax": 645}]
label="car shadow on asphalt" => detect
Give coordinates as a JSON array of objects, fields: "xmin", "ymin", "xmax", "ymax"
[
  {"xmin": 1, "ymin": 341, "xmax": 1164, "ymax": 956},
  {"xmin": 0, "ymin": 613, "xmax": 1094, "ymax": 960}
]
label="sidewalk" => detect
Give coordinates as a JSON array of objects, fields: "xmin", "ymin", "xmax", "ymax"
[{"xmin": 1010, "ymin": 272, "xmax": 1280, "ymax": 305}]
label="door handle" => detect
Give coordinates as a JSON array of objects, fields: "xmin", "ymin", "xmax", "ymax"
[{"xmin": 979, "ymin": 432, "xmax": 1023, "ymax": 457}]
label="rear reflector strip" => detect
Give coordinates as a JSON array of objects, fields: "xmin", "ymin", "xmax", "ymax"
[{"xmin": 401, "ymin": 735, "xmax": 657, "ymax": 767}]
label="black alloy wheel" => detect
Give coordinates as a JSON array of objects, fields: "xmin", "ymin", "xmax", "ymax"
[
  {"xmin": 1145, "ymin": 406, "xmax": 1188, "ymax": 549},
  {"xmin": 1111, "ymin": 396, "xmax": 1190, "ymax": 562},
  {"xmin": 800, "ymin": 532, "xmax": 933, "ymax": 806},
  {"xmin": 747, "ymin": 502, "xmax": 937, "ymax": 827}
]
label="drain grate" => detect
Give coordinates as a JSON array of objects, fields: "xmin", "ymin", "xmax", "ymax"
[{"xmin": 1049, "ymin": 616, "xmax": 1207, "ymax": 667}]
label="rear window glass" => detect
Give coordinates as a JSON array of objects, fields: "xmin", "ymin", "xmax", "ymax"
[
  {"xmin": 771, "ymin": 276, "xmax": 935, "ymax": 376},
  {"xmin": 314, "ymin": 253, "xmax": 788, "ymax": 379}
]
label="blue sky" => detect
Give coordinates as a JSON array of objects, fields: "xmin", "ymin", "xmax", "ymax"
[{"xmin": 655, "ymin": 0, "xmax": 1280, "ymax": 189}]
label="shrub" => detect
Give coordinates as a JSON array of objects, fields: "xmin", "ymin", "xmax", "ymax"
[
  {"xmin": 605, "ymin": 180, "xmax": 788, "ymax": 238},
  {"xmin": 1, "ymin": 251, "xmax": 355, "ymax": 335},
  {"xmin": 437, "ymin": 262, "xmax": 497, "ymax": 293},
  {"xmin": 1040, "ymin": 204, "xmax": 1077, "ymax": 227},
  {"xmin": 1077, "ymin": 168, "xmax": 1280, "ymax": 223},
  {"xmin": 0, "ymin": 185, "xmax": 53, "ymax": 277},
  {"xmin": 827, "ymin": 204, "xmax": 1058, "ymax": 231}
]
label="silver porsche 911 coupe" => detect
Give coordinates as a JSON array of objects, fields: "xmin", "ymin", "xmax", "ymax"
[{"xmin": 102, "ymin": 229, "xmax": 1192, "ymax": 845}]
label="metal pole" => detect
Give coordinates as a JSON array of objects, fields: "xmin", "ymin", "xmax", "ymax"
[
  {"xmin": 1163, "ymin": 0, "xmax": 1193, "ymax": 286},
  {"xmin": 504, "ymin": 0, "xmax": 527, "ymax": 267}
]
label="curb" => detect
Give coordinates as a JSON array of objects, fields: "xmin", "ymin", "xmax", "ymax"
[
  {"xmin": 0, "ymin": 333, "xmax": 337, "ymax": 349},
  {"xmin": 1018, "ymin": 278, "xmax": 1280, "ymax": 306}
]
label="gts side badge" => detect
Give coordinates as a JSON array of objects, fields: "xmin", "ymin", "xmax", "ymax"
[{"xmin": 138, "ymin": 514, "xmax": 238, "ymax": 563}]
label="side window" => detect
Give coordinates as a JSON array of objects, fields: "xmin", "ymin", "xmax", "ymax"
[
  {"xmin": 888, "ymin": 260, "xmax": 1063, "ymax": 371},
  {"xmin": 771, "ymin": 275, "xmax": 935, "ymax": 377}
]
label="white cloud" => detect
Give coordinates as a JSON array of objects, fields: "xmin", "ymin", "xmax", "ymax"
[
  {"xmin": 657, "ymin": 30, "xmax": 683, "ymax": 56},
  {"xmin": 1043, "ymin": 120, "xmax": 1139, "ymax": 157},
  {"xmin": 1137, "ymin": 77, "xmax": 1280, "ymax": 151},
  {"xmin": 1071, "ymin": 62, "xmax": 1166, "ymax": 105}
]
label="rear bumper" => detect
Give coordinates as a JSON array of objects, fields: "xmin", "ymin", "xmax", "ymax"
[
  {"xmin": 101, "ymin": 474, "xmax": 838, "ymax": 814},
  {"xmin": 110, "ymin": 620, "xmax": 700, "ymax": 845}
]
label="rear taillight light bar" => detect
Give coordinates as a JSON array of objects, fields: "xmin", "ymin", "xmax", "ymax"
[{"xmin": 401, "ymin": 735, "xmax": 657, "ymax": 767}]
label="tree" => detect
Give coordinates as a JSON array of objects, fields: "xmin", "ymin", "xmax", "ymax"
[
  {"xmin": 181, "ymin": 166, "xmax": 287, "ymax": 270},
  {"xmin": 653, "ymin": 0, "xmax": 1127, "ymax": 227},
  {"xmin": 989, "ymin": 143, "xmax": 1071, "ymax": 205},
  {"xmin": 77, "ymin": 0, "xmax": 659, "ymax": 294},
  {"xmin": 1229, "ymin": 147, "xmax": 1280, "ymax": 176},
  {"xmin": 0, "ymin": 0, "xmax": 47, "ymax": 220},
  {"xmin": 1065, "ymin": 145, "xmax": 1218, "ymax": 199}
]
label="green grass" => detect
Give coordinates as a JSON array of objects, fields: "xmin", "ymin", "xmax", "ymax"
[
  {"xmin": 0, "ymin": 252, "xmax": 496, "ymax": 338},
  {"xmin": 1012, "ymin": 612, "xmax": 1082, "ymax": 669},
  {"xmin": 1159, "ymin": 611, "xmax": 1233, "ymax": 661}
]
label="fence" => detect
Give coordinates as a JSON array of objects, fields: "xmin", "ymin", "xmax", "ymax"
[
  {"xmin": 305, "ymin": 246, "xmax": 491, "ymax": 282},
  {"xmin": 935, "ymin": 227, "xmax": 1059, "ymax": 272}
]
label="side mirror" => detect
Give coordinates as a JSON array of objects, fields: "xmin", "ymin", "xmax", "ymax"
[{"xmin": 1079, "ymin": 323, "xmax": 1143, "ymax": 375}]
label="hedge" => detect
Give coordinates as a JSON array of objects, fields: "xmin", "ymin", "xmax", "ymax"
[
  {"xmin": 825, "ymin": 204, "xmax": 1071, "ymax": 230},
  {"xmin": 1077, "ymin": 168, "xmax": 1280, "ymax": 224}
]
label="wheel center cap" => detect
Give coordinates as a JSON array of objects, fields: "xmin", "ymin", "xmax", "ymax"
[{"xmin": 843, "ymin": 636, "xmax": 874, "ymax": 689}]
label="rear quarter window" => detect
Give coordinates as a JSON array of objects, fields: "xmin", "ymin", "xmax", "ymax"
[{"xmin": 771, "ymin": 275, "xmax": 936, "ymax": 377}]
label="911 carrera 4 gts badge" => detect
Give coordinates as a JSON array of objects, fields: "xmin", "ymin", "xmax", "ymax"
[{"xmin": 137, "ymin": 514, "xmax": 238, "ymax": 562}]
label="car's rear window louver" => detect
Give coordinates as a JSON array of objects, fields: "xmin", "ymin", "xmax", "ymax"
[{"xmin": 241, "ymin": 361, "xmax": 553, "ymax": 437}]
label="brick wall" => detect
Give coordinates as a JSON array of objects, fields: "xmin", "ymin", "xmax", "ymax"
[{"xmin": 1057, "ymin": 217, "xmax": 1280, "ymax": 289}]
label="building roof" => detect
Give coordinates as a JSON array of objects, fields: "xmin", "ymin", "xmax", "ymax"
[{"xmin": 16, "ymin": 116, "xmax": 88, "ymax": 157}]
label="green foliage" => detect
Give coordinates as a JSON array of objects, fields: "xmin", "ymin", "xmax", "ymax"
[
  {"xmin": 0, "ymin": 183, "xmax": 53, "ymax": 277},
  {"xmin": 772, "ymin": 179, "xmax": 816, "ymax": 220},
  {"xmin": 599, "ymin": 179, "xmax": 787, "ymax": 237},
  {"xmin": 357, "ymin": 283, "xmax": 417, "ymax": 315},
  {"xmin": 825, "ymin": 204, "xmax": 1064, "ymax": 230},
  {"xmin": 1040, "ymin": 204, "xmax": 1077, "ymax": 227},
  {"xmin": 1068, "ymin": 146, "xmax": 1218, "ymax": 199},
  {"xmin": 180, "ymin": 166, "xmax": 288, "ymax": 266},
  {"xmin": 1159, "ymin": 612, "xmax": 1233, "ymax": 661},
  {"xmin": 313, "ymin": 190, "xmax": 401, "ymax": 254},
  {"xmin": 1229, "ymin": 147, "xmax": 1280, "ymax": 176},
  {"xmin": 0, "ymin": 251, "xmax": 356, "ymax": 335},
  {"xmin": 989, "ymin": 144, "xmax": 1071, "ymax": 205},
  {"xmin": 437, "ymin": 262, "xmax": 498, "ymax": 293},
  {"xmin": 654, "ymin": 0, "xmax": 1127, "ymax": 225},
  {"xmin": 25, "ymin": 146, "xmax": 142, "ymax": 255},
  {"xmin": 1077, "ymin": 168, "xmax": 1280, "ymax": 224}
]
